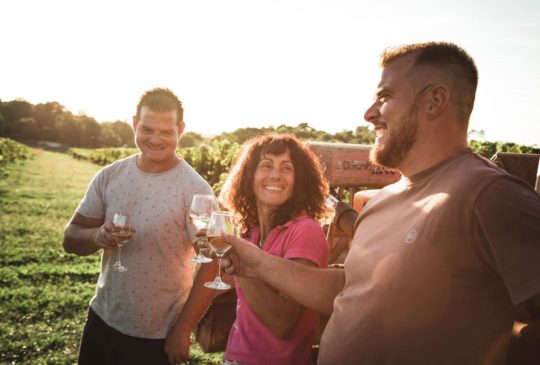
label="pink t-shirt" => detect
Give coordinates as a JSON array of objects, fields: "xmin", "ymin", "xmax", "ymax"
[{"xmin": 224, "ymin": 214, "xmax": 328, "ymax": 365}]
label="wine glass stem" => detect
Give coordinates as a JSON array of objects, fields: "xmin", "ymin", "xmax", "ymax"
[
  {"xmin": 326, "ymin": 223, "xmax": 332, "ymax": 241},
  {"xmin": 198, "ymin": 237, "xmax": 207, "ymax": 258},
  {"xmin": 118, "ymin": 246, "xmax": 122, "ymax": 264},
  {"xmin": 216, "ymin": 255, "xmax": 223, "ymax": 280}
]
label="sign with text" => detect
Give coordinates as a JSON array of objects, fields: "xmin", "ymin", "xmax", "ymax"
[{"xmin": 307, "ymin": 141, "xmax": 400, "ymax": 188}]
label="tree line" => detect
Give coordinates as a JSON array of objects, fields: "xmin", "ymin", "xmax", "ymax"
[
  {"xmin": 0, "ymin": 98, "xmax": 376, "ymax": 149},
  {"xmin": 0, "ymin": 99, "xmax": 134, "ymax": 148},
  {"xmin": 1, "ymin": 98, "xmax": 538, "ymax": 156}
]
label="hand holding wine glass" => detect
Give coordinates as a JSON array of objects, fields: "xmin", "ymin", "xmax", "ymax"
[
  {"xmin": 189, "ymin": 194, "xmax": 219, "ymax": 263},
  {"xmin": 111, "ymin": 212, "xmax": 134, "ymax": 272},
  {"xmin": 204, "ymin": 211, "xmax": 236, "ymax": 290}
]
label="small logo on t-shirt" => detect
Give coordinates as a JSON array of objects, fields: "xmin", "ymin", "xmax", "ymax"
[{"xmin": 404, "ymin": 229, "xmax": 417, "ymax": 244}]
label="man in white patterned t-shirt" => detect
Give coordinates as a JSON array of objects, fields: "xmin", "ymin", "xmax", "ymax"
[{"xmin": 63, "ymin": 88, "xmax": 219, "ymax": 365}]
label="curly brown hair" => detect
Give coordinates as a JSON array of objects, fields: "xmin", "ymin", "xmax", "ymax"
[{"xmin": 220, "ymin": 134, "xmax": 330, "ymax": 234}]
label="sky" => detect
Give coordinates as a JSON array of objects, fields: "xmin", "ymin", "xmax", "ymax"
[{"xmin": 1, "ymin": 0, "xmax": 539, "ymax": 146}]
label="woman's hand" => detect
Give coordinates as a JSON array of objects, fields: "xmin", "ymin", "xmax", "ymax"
[
  {"xmin": 333, "ymin": 201, "xmax": 358, "ymax": 239},
  {"xmin": 164, "ymin": 325, "xmax": 190, "ymax": 365}
]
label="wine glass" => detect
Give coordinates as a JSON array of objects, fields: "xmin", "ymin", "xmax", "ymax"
[
  {"xmin": 111, "ymin": 212, "xmax": 134, "ymax": 272},
  {"xmin": 321, "ymin": 195, "xmax": 339, "ymax": 240},
  {"xmin": 204, "ymin": 211, "xmax": 236, "ymax": 290},
  {"xmin": 189, "ymin": 194, "xmax": 219, "ymax": 263}
]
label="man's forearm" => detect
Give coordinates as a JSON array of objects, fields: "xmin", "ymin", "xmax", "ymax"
[
  {"xmin": 63, "ymin": 224, "xmax": 101, "ymax": 256},
  {"xmin": 258, "ymin": 256, "xmax": 344, "ymax": 316},
  {"xmin": 238, "ymin": 259, "xmax": 318, "ymax": 338}
]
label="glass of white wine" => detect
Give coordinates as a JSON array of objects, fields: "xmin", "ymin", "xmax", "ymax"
[
  {"xmin": 189, "ymin": 194, "xmax": 219, "ymax": 263},
  {"xmin": 111, "ymin": 212, "xmax": 134, "ymax": 272},
  {"xmin": 204, "ymin": 211, "xmax": 236, "ymax": 290},
  {"xmin": 321, "ymin": 195, "xmax": 339, "ymax": 240}
]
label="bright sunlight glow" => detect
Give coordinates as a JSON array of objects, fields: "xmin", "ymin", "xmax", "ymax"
[{"xmin": 1, "ymin": 0, "xmax": 539, "ymax": 145}]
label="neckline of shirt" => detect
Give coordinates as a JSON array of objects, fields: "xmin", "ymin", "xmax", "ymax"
[
  {"xmin": 131, "ymin": 155, "xmax": 184, "ymax": 177},
  {"xmin": 399, "ymin": 148, "xmax": 471, "ymax": 186}
]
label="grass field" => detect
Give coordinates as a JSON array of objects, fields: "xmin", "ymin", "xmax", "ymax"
[{"xmin": 0, "ymin": 150, "xmax": 222, "ymax": 364}]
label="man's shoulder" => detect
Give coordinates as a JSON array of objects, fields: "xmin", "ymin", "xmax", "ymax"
[
  {"xmin": 90, "ymin": 155, "xmax": 136, "ymax": 186},
  {"xmin": 101, "ymin": 154, "xmax": 136, "ymax": 172},
  {"xmin": 177, "ymin": 160, "xmax": 211, "ymax": 184},
  {"xmin": 158, "ymin": 160, "xmax": 214, "ymax": 197},
  {"xmin": 177, "ymin": 159, "xmax": 199, "ymax": 174},
  {"xmin": 428, "ymin": 151, "xmax": 535, "ymax": 205},
  {"xmin": 439, "ymin": 150, "xmax": 511, "ymax": 185}
]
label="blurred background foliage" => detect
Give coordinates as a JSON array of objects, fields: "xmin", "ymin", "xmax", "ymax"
[{"xmin": 2, "ymin": 97, "xmax": 539, "ymax": 192}]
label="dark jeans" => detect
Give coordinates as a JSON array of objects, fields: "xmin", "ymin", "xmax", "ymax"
[{"xmin": 78, "ymin": 307, "xmax": 169, "ymax": 365}]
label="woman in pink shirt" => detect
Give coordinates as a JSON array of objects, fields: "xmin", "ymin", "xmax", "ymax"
[{"xmin": 219, "ymin": 134, "xmax": 330, "ymax": 365}]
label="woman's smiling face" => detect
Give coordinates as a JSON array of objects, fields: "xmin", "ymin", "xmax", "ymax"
[{"xmin": 252, "ymin": 149, "xmax": 295, "ymax": 211}]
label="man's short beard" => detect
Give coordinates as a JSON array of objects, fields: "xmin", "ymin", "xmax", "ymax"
[{"xmin": 370, "ymin": 108, "xmax": 418, "ymax": 169}]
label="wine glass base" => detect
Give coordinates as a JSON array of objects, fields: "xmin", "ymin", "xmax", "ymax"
[
  {"xmin": 111, "ymin": 262, "xmax": 128, "ymax": 272},
  {"xmin": 204, "ymin": 279, "xmax": 231, "ymax": 290},
  {"xmin": 192, "ymin": 256, "xmax": 213, "ymax": 263}
]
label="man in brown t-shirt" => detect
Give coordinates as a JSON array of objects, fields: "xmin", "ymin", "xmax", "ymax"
[{"xmin": 222, "ymin": 42, "xmax": 540, "ymax": 365}]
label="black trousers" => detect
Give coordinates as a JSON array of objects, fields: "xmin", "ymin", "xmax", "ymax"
[{"xmin": 78, "ymin": 307, "xmax": 169, "ymax": 365}]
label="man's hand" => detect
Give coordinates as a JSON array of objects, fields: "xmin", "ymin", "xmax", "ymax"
[
  {"xmin": 94, "ymin": 221, "xmax": 122, "ymax": 250},
  {"xmin": 221, "ymin": 233, "xmax": 266, "ymax": 278},
  {"xmin": 223, "ymin": 233, "xmax": 345, "ymax": 316},
  {"xmin": 164, "ymin": 325, "xmax": 191, "ymax": 365},
  {"xmin": 63, "ymin": 213, "xmax": 124, "ymax": 256}
]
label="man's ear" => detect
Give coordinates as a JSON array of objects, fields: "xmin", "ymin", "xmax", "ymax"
[
  {"xmin": 132, "ymin": 115, "xmax": 138, "ymax": 130},
  {"xmin": 178, "ymin": 121, "xmax": 185, "ymax": 135},
  {"xmin": 426, "ymin": 85, "xmax": 449, "ymax": 121}
]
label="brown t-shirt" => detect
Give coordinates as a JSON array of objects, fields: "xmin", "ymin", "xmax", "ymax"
[{"xmin": 319, "ymin": 149, "xmax": 540, "ymax": 365}]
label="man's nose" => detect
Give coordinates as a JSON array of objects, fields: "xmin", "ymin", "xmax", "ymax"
[
  {"xmin": 148, "ymin": 133, "xmax": 162, "ymax": 146},
  {"xmin": 364, "ymin": 102, "xmax": 379, "ymax": 124},
  {"xmin": 148, "ymin": 133, "xmax": 163, "ymax": 143}
]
